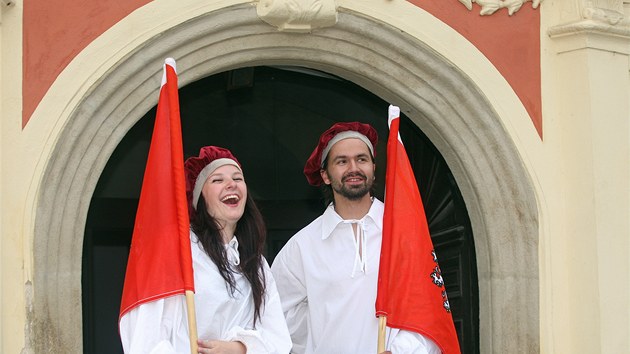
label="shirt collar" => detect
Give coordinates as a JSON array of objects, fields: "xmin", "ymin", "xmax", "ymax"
[
  {"xmin": 225, "ymin": 235, "xmax": 239, "ymax": 248},
  {"xmin": 321, "ymin": 198, "xmax": 383, "ymax": 240},
  {"xmin": 224, "ymin": 236, "xmax": 240, "ymax": 266}
]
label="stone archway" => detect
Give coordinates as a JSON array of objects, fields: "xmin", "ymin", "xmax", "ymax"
[{"xmin": 31, "ymin": 4, "xmax": 538, "ymax": 353}]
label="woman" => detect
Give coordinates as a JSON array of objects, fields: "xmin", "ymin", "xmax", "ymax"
[{"xmin": 121, "ymin": 146, "xmax": 291, "ymax": 354}]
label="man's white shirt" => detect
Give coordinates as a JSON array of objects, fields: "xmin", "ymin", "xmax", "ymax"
[{"xmin": 271, "ymin": 199, "xmax": 440, "ymax": 354}]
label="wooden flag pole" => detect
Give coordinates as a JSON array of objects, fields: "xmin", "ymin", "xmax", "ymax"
[
  {"xmin": 186, "ymin": 290, "xmax": 198, "ymax": 353},
  {"xmin": 377, "ymin": 315, "xmax": 387, "ymax": 354}
]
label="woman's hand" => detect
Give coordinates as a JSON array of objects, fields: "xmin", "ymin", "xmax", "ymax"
[{"xmin": 197, "ymin": 339, "xmax": 246, "ymax": 354}]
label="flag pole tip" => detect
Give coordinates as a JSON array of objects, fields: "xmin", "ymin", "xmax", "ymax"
[
  {"xmin": 164, "ymin": 57, "xmax": 177, "ymax": 69},
  {"xmin": 388, "ymin": 105, "xmax": 400, "ymax": 125}
]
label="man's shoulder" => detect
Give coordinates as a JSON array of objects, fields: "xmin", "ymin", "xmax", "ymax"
[
  {"xmin": 371, "ymin": 197, "xmax": 384, "ymax": 207},
  {"xmin": 272, "ymin": 213, "xmax": 325, "ymax": 267},
  {"xmin": 289, "ymin": 213, "xmax": 326, "ymax": 244}
]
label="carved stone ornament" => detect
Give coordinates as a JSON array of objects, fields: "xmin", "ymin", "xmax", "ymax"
[
  {"xmin": 458, "ymin": 0, "xmax": 543, "ymax": 16},
  {"xmin": 583, "ymin": 6, "xmax": 625, "ymax": 25},
  {"xmin": 548, "ymin": 1, "xmax": 630, "ymax": 38},
  {"xmin": 256, "ymin": 0, "xmax": 337, "ymax": 32}
]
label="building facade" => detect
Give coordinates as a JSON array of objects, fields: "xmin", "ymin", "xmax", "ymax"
[{"xmin": 0, "ymin": 0, "xmax": 628, "ymax": 353}]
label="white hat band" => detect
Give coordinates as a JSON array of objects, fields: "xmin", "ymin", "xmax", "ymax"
[
  {"xmin": 320, "ymin": 131, "xmax": 374, "ymax": 167},
  {"xmin": 192, "ymin": 158, "xmax": 241, "ymax": 210}
]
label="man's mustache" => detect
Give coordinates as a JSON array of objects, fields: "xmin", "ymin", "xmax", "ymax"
[{"xmin": 342, "ymin": 172, "xmax": 367, "ymax": 182}]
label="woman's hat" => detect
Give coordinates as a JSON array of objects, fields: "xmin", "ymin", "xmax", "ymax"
[{"xmin": 184, "ymin": 146, "xmax": 241, "ymax": 210}]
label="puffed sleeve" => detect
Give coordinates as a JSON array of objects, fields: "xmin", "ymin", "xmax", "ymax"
[
  {"xmin": 223, "ymin": 259, "xmax": 292, "ymax": 354},
  {"xmin": 270, "ymin": 240, "xmax": 309, "ymax": 354},
  {"xmin": 119, "ymin": 296, "xmax": 190, "ymax": 354},
  {"xmin": 388, "ymin": 328, "xmax": 442, "ymax": 354}
]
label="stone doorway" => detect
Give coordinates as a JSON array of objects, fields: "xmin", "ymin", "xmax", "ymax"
[{"xmin": 82, "ymin": 66, "xmax": 479, "ymax": 353}]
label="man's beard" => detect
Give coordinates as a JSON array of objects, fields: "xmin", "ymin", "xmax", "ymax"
[{"xmin": 332, "ymin": 171, "xmax": 373, "ymax": 201}]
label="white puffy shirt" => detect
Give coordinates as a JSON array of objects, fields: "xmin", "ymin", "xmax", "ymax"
[
  {"xmin": 271, "ymin": 199, "xmax": 440, "ymax": 354},
  {"xmin": 119, "ymin": 231, "xmax": 292, "ymax": 354}
]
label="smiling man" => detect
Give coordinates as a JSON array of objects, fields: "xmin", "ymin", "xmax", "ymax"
[{"xmin": 271, "ymin": 122, "xmax": 441, "ymax": 354}]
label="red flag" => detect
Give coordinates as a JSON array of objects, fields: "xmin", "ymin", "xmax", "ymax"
[
  {"xmin": 376, "ymin": 105, "xmax": 460, "ymax": 353},
  {"xmin": 119, "ymin": 58, "xmax": 194, "ymax": 318}
]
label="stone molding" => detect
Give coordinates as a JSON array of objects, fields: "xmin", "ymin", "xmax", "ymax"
[{"xmin": 0, "ymin": 0, "xmax": 14, "ymax": 20}]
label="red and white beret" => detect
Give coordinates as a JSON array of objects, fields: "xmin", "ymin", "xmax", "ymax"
[{"xmin": 184, "ymin": 146, "xmax": 242, "ymax": 210}]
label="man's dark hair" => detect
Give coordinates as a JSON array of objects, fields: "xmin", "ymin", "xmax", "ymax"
[{"xmin": 191, "ymin": 193, "xmax": 267, "ymax": 326}]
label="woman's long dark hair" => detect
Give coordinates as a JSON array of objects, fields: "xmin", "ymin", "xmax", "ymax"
[{"xmin": 191, "ymin": 193, "xmax": 267, "ymax": 326}]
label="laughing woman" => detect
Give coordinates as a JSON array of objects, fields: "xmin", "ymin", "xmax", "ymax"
[{"xmin": 120, "ymin": 146, "xmax": 291, "ymax": 354}]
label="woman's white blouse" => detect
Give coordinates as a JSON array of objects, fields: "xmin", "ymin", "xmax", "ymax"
[{"xmin": 119, "ymin": 231, "xmax": 291, "ymax": 354}]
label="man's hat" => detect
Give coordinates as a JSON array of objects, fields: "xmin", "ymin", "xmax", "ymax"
[
  {"xmin": 184, "ymin": 146, "xmax": 242, "ymax": 210},
  {"xmin": 303, "ymin": 122, "xmax": 378, "ymax": 186}
]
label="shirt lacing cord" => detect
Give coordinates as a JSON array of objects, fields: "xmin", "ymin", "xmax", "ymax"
[
  {"xmin": 225, "ymin": 237, "xmax": 240, "ymax": 266},
  {"xmin": 342, "ymin": 219, "xmax": 368, "ymax": 278}
]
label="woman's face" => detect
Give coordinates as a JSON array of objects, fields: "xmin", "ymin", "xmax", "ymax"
[{"xmin": 200, "ymin": 164, "xmax": 247, "ymax": 235}]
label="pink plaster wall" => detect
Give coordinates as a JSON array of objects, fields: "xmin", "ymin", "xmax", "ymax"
[
  {"xmin": 22, "ymin": 0, "xmax": 542, "ymax": 137},
  {"xmin": 411, "ymin": 0, "xmax": 542, "ymax": 137},
  {"xmin": 22, "ymin": 1, "xmax": 150, "ymax": 128}
]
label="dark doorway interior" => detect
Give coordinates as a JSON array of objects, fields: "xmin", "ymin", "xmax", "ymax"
[{"xmin": 82, "ymin": 66, "xmax": 478, "ymax": 353}]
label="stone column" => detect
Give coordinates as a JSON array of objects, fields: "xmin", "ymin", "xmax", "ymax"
[{"xmin": 547, "ymin": 1, "xmax": 630, "ymax": 352}]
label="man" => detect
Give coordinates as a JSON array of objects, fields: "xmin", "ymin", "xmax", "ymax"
[{"xmin": 271, "ymin": 122, "xmax": 440, "ymax": 354}]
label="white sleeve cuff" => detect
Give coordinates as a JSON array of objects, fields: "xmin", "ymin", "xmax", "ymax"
[
  {"xmin": 225, "ymin": 327, "xmax": 269, "ymax": 354},
  {"xmin": 389, "ymin": 328, "xmax": 442, "ymax": 354}
]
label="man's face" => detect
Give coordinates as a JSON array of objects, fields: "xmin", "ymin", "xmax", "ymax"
[{"xmin": 320, "ymin": 138, "xmax": 375, "ymax": 201}]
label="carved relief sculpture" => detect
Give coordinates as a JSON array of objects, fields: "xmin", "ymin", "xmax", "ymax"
[
  {"xmin": 548, "ymin": 0, "xmax": 630, "ymax": 37},
  {"xmin": 458, "ymin": 0, "xmax": 543, "ymax": 15},
  {"xmin": 257, "ymin": 0, "xmax": 337, "ymax": 32},
  {"xmin": 582, "ymin": 0, "xmax": 625, "ymax": 25}
]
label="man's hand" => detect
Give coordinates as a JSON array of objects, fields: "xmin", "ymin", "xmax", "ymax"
[{"xmin": 197, "ymin": 339, "xmax": 246, "ymax": 354}]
